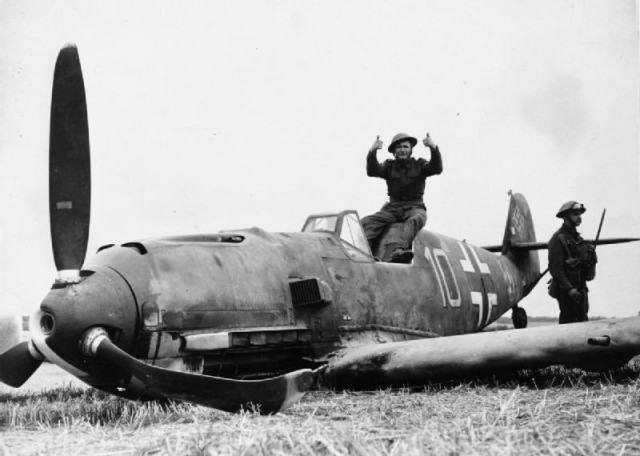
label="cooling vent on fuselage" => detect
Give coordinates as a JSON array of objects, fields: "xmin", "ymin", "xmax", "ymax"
[{"xmin": 289, "ymin": 278, "xmax": 333, "ymax": 307}]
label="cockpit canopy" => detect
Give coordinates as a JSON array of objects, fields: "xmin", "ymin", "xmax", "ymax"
[{"xmin": 302, "ymin": 210, "xmax": 372, "ymax": 260}]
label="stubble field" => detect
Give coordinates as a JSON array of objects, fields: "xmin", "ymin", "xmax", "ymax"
[{"xmin": 1, "ymin": 359, "xmax": 640, "ymax": 456}]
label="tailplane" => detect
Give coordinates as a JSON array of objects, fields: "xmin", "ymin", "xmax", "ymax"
[{"xmin": 481, "ymin": 192, "xmax": 639, "ymax": 296}]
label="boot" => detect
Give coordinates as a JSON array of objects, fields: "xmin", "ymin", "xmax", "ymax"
[{"xmin": 389, "ymin": 248, "xmax": 414, "ymax": 264}]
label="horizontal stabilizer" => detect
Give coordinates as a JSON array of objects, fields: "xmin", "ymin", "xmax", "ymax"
[
  {"xmin": 323, "ymin": 316, "xmax": 640, "ymax": 389},
  {"xmin": 482, "ymin": 237, "xmax": 640, "ymax": 253}
]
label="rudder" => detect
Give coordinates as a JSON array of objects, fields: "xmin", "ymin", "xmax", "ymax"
[{"xmin": 501, "ymin": 192, "xmax": 540, "ymax": 294}]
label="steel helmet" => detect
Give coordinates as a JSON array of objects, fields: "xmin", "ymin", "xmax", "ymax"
[
  {"xmin": 556, "ymin": 201, "xmax": 586, "ymax": 218},
  {"xmin": 388, "ymin": 133, "xmax": 417, "ymax": 153}
]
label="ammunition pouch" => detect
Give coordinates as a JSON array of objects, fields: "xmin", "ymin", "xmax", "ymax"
[
  {"xmin": 547, "ymin": 278, "xmax": 558, "ymax": 299},
  {"xmin": 584, "ymin": 249, "xmax": 597, "ymax": 281},
  {"xmin": 585, "ymin": 261, "xmax": 596, "ymax": 281},
  {"xmin": 565, "ymin": 258, "xmax": 581, "ymax": 284},
  {"xmin": 576, "ymin": 241, "xmax": 597, "ymax": 281},
  {"xmin": 565, "ymin": 257, "xmax": 581, "ymax": 270}
]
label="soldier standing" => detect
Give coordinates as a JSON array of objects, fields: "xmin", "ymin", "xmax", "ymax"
[
  {"xmin": 548, "ymin": 201, "xmax": 597, "ymax": 324},
  {"xmin": 362, "ymin": 132, "xmax": 443, "ymax": 263}
]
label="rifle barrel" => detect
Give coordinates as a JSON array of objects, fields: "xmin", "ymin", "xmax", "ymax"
[{"xmin": 594, "ymin": 208, "xmax": 606, "ymax": 247}]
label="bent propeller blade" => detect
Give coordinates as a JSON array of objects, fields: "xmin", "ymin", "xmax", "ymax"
[
  {"xmin": 49, "ymin": 44, "xmax": 91, "ymax": 273},
  {"xmin": 91, "ymin": 332, "xmax": 316, "ymax": 414}
]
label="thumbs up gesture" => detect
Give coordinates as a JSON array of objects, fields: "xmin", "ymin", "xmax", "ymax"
[
  {"xmin": 423, "ymin": 132, "xmax": 437, "ymax": 149},
  {"xmin": 370, "ymin": 135, "xmax": 383, "ymax": 153}
]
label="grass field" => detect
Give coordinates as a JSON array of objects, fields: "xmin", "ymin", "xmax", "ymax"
[{"xmin": 1, "ymin": 360, "xmax": 640, "ymax": 455}]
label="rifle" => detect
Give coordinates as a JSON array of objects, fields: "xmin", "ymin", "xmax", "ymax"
[
  {"xmin": 593, "ymin": 208, "xmax": 606, "ymax": 250},
  {"xmin": 584, "ymin": 208, "xmax": 605, "ymax": 280}
]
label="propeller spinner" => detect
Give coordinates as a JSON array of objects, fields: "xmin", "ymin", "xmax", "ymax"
[{"xmin": 1, "ymin": 45, "xmax": 316, "ymax": 412}]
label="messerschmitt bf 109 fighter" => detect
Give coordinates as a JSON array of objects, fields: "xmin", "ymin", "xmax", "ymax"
[{"xmin": 1, "ymin": 45, "xmax": 640, "ymax": 413}]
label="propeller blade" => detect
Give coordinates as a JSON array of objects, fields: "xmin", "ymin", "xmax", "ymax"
[
  {"xmin": 0, "ymin": 342, "xmax": 43, "ymax": 387},
  {"xmin": 91, "ymin": 332, "xmax": 316, "ymax": 413},
  {"xmin": 49, "ymin": 44, "xmax": 91, "ymax": 272}
]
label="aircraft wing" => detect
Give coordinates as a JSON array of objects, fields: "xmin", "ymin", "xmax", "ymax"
[
  {"xmin": 322, "ymin": 316, "xmax": 640, "ymax": 389},
  {"xmin": 482, "ymin": 237, "xmax": 640, "ymax": 253}
]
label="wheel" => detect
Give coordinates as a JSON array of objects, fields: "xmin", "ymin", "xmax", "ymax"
[{"xmin": 512, "ymin": 306, "xmax": 528, "ymax": 329}]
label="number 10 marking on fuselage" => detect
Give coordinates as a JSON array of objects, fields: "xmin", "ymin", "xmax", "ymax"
[
  {"xmin": 424, "ymin": 247, "xmax": 461, "ymax": 308},
  {"xmin": 425, "ymin": 243, "xmax": 497, "ymax": 329}
]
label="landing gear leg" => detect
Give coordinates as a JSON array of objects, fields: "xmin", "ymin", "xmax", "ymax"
[{"xmin": 512, "ymin": 306, "xmax": 528, "ymax": 329}]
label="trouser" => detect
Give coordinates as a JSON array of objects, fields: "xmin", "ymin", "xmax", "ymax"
[
  {"xmin": 361, "ymin": 201, "xmax": 427, "ymax": 251},
  {"xmin": 556, "ymin": 289, "xmax": 589, "ymax": 324}
]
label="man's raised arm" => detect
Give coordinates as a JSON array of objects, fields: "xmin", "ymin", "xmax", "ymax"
[
  {"xmin": 367, "ymin": 135, "xmax": 387, "ymax": 178},
  {"xmin": 421, "ymin": 132, "xmax": 443, "ymax": 176}
]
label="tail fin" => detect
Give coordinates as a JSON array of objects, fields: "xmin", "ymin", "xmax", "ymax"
[
  {"xmin": 501, "ymin": 192, "xmax": 540, "ymax": 294},
  {"xmin": 502, "ymin": 192, "xmax": 536, "ymax": 254}
]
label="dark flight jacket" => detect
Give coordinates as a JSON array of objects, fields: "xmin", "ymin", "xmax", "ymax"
[
  {"xmin": 548, "ymin": 223, "xmax": 596, "ymax": 293},
  {"xmin": 366, "ymin": 147, "xmax": 443, "ymax": 202}
]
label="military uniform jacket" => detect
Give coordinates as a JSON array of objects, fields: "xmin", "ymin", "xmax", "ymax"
[
  {"xmin": 548, "ymin": 224, "xmax": 596, "ymax": 292},
  {"xmin": 366, "ymin": 147, "xmax": 443, "ymax": 202}
]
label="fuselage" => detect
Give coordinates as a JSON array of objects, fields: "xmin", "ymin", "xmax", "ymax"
[
  {"xmin": 35, "ymin": 216, "xmax": 534, "ymax": 393},
  {"xmin": 94, "ymin": 226, "xmax": 522, "ymax": 364}
]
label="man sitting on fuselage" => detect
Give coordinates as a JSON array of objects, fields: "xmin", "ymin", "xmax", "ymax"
[{"xmin": 362, "ymin": 132, "xmax": 443, "ymax": 263}]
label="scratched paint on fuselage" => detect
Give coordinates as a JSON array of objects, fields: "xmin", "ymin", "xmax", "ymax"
[
  {"xmin": 323, "ymin": 229, "xmax": 516, "ymax": 337},
  {"xmin": 88, "ymin": 221, "xmax": 526, "ymax": 359},
  {"xmin": 418, "ymin": 231, "xmax": 517, "ymax": 333},
  {"xmin": 419, "ymin": 232, "xmax": 493, "ymax": 332}
]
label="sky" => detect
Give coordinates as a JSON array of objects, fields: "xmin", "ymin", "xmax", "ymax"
[{"xmin": 1, "ymin": 0, "xmax": 639, "ymax": 320}]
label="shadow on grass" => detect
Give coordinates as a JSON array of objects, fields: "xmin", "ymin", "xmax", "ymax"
[
  {"xmin": 2, "ymin": 358, "xmax": 639, "ymax": 428},
  {"xmin": 318, "ymin": 357, "xmax": 640, "ymax": 394}
]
